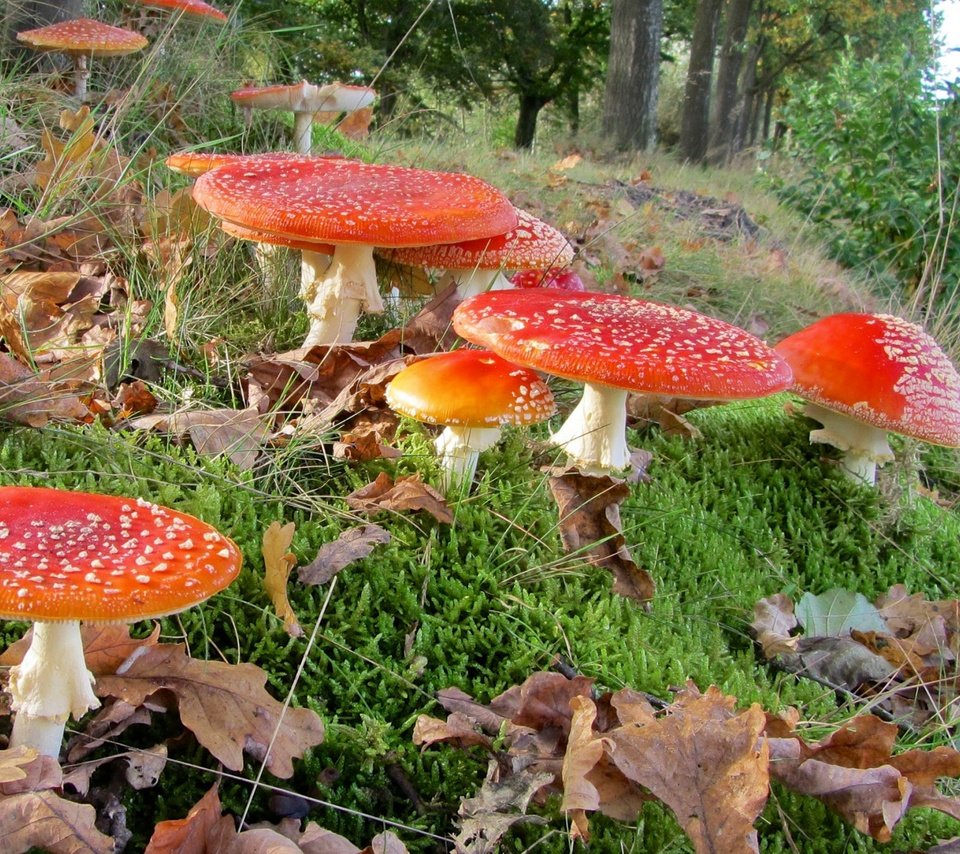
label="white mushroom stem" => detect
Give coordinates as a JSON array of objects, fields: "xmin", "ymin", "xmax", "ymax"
[
  {"xmin": 434, "ymin": 425, "xmax": 501, "ymax": 493},
  {"xmin": 8, "ymin": 621, "xmax": 100, "ymax": 757},
  {"xmin": 437, "ymin": 268, "xmax": 513, "ymax": 300},
  {"xmin": 292, "ymin": 111, "xmax": 313, "ymax": 155},
  {"xmin": 73, "ymin": 54, "xmax": 89, "ymax": 102},
  {"xmin": 550, "ymin": 383, "xmax": 631, "ymax": 475},
  {"xmin": 803, "ymin": 402, "xmax": 894, "ymax": 487},
  {"xmin": 302, "ymin": 244, "xmax": 385, "ymax": 347}
]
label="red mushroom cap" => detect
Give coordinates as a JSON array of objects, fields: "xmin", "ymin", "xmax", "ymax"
[
  {"xmin": 130, "ymin": 0, "xmax": 227, "ymax": 21},
  {"xmin": 381, "ymin": 208, "xmax": 574, "ymax": 272},
  {"xmin": 386, "ymin": 350, "xmax": 556, "ymax": 427},
  {"xmin": 453, "ymin": 289, "xmax": 793, "ymax": 399},
  {"xmin": 192, "ymin": 155, "xmax": 518, "ymax": 248},
  {"xmin": 775, "ymin": 312, "xmax": 960, "ymax": 446},
  {"xmin": 0, "ymin": 487, "xmax": 242, "ymax": 622},
  {"xmin": 17, "ymin": 18, "xmax": 148, "ymax": 56},
  {"xmin": 230, "ymin": 81, "xmax": 375, "ymax": 114},
  {"xmin": 165, "ymin": 151, "xmax": 252, "ymax": 177}
]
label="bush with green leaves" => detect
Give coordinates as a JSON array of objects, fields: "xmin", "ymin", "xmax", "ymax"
[{"xmin": 771, "ymin": 49, "xmax": 959, "ymax": 314}]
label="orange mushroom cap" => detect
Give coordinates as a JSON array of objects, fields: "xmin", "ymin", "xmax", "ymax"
[
  {"xmin": 775, "ymin": 312, "xmax": 960, "ymax": 446},
  {"xmin": 130, "ymin": 0, "xmax": 228, "ymax": 22},
  {"xmin": 453, "ymin": 290, "xmax": 793, "ymax": 399},
  {"xmin": 192, "ymin": 155, "xmax": 518, "ymax": 248},
  {"xmin": 381, "ymin": 208, "xmax": 574, "ymax": 272},
  {"xmin": 165, "ymin": 151, "xmax": 254, "ymax": 177},
  {"xmin": 0, "ymin": 487, "xmax": 242, "ymax": 622},
  {"xmin": 17, "ymin": 18, "xmax": 148, "ymax": 56},
  {"xmin": 220, "ymin": 220, "xmax": 335, "ymax": 255},
  {"xmin": 230, "ymin": 81, "xmax": 375, "ymax": 114},
  {"xmin": 386, "ymin": 350, "xmax": 556, "ymax": 428}
]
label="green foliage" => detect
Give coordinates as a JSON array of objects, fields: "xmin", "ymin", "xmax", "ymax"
[{"xmin": 772, "ymin": 48, "xmax": 960, "ymax": 312}]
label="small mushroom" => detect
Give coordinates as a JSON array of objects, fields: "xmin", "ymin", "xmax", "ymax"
[
  {"xmin": 230, "ymin": 81, "xmax": 376, "ymax": 154},
  {"xmin": 381, "ymin": 208, "xmax": 575, "ymax": 300},
  {"xmin": 129, "ymin": 0, "xmax": 228, "ymax": 23},
  {"xmin": 775, "ymin": 312, "xmax": 960, "ymax": 485},
  {"xmin": 385, "ymin": 349, "xmax": 556, "ymax": 492},
  {"xmin": 0, "ymin": 486, "xmax": 242, "ymax": 757},
  {"xmin": 453, "ymin": 289, "xmax": 793, "ymax": 475},
  {"xmin": 192, "ymin": 155, "xmax": 518, "ymax": 346},
  {"xmin": 16, "ymin": 18, "xmax": 148, "ymax": 102}
]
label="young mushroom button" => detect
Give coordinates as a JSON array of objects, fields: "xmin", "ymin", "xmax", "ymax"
[
  {"xmin": 385, "ymin": 350, "xmax": 556, "ymax": 493},
  {"xmin": 192, "ymin": 156, "xmax": 518, "ymax": 346},
  {"xmin": 774, "ymin": 312, "xmax": 960, "ymax": 485},
  {"xmin": 453, "ymin": 289, "xmax": 793, "ymax": 475},
  {"xmin": 0, "ymin": 486, "xmax": 242, "ymax": 757}
]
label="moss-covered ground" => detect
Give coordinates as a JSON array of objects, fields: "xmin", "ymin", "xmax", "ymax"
[{"xmin": 2, "ymin": 388, "xmax": 958, "ymax": 851}]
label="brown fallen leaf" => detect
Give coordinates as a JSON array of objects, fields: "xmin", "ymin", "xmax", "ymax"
[
  {"xmin": 145, "ymin": 782, "xmax": 237, "ymax": 853},
  {"xmin": 608, "ymin": 685, "xmax": 769, "ymax": 853},
  {"xmin": 360, "ymin": 831, "xmax": 409, "ymax": 854},
  {"xmin": 0, "ymin": 352, "xmax": 89, "ymax": 427},
  {"xmin": 298, "ymin": 524, "xmax": 391, "ymax": 586},
  {"xmin": 263, "ymin": 521, "xmax": 303, "ymax": 637},
  {"xmin": 346, "ymin": 472, "xmax": 453, "ymax": 524},
  {"xmin": 548, "ymin": 471, "xmax": 654, "ymax": 605},
  {"xmin": 0, "ymin": 748, "xmax": 47, "ymax": 789},
  {"xmin": 95, "ymin": 643, "xmax": 324, "ymax": 778},
  {"xmin": 0, "ymin": 789, "xmax": 113, "ymax": 853}
]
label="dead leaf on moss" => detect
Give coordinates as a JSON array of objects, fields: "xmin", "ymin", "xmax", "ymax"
[
  {"xmin": 0, "ymin": 789, "xmax": 114, "ymax": 853},
  {"xmin": 145, "ymin": 782, "xmax": 237, "ymax": 853},
  {"xmin": 298, "ymin": 524, "xmax": 391, "ymax": 586},
  {"xmin": 263, "ymin": 520, "xmax": 303, "ymax": 637},
  {"xmin": 132, "ymin": 407, "xmax": 268, "ymax": 469},
  {"xmin": 346, "ymin": 472, "xmax": 453, "ymax": 524},
  {"xmin": 548, "ymin": 472, "xmax": 654, "ymax": 605},
  {"xmin": 95, "ymin": 643, "xmax": 324, "ymax": 778}
]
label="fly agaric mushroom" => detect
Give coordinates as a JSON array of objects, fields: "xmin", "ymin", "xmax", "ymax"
[
  {"xmin": 0, "ymin": 486, "xmax": 242, "ymax": 757},
  {"xmin": 385, "ymin": 349, "xmax": 556, "ymax": 492},
  {"xmin": 381, "ymin": 208, "xmax": 575, "ymax": 301},
  {"xmin": 774, "ymin": 313, "xmax": 960, "ymax": 485},
  {"xmin": 230, "ymin": 81, "xmax": 376, "ymax": 155},
  {"xmin": 453, "ymin": 290, "xmax": 793, "ymax": 475},
  {"xmin": 16, "ymin": 18, "xmax": 148, "ymax": 102},
  {"xmin": 192, "ymin": 155, "xmax": 518, "ymax": 346},
  {"xmin": 128, "ymin": 0, "xmax": 227, "ymax": 23}
]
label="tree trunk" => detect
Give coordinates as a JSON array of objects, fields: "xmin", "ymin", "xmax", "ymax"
[
  {"xmin": 707, "ymin": 0, "xmax": 752, "ymax": 164},
  {"xmin": 732, "ymin": 39, "xmax": 761, "ymax": 152},
  {"xmin": 3, "ymin": 0, "xmax": 86, "ymax": 66},
  {"xmin": 601, "ymin": 0, "xmax": 664, "ymax": 151},
  {"xmin": 514, "ymin": 93, "xmax": 549, "ymax": 149},
  {"xmin": 678, "ymin": 0, "xmax": 722, "ymax": 163}
]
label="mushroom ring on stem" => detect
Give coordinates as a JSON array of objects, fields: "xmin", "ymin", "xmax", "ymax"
[
  {"xmin": 453, "ymin": 289, "xmax": 793, "ymax": 475},
  {"xmin": 774, "ymin": 312, "xmax": 960, "ymax": 485},
  {"xmin": 192, "ymin": 155, "xmax": 518, "ymax": 346},
  {"xmin": 0, "ymin": 486, "xmax": 242, "ymax": 757},
  {"xmin": 385, "ymin": 349, "xmax": 556, "ymax": 493}
]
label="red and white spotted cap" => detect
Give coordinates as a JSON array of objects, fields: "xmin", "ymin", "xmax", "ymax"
[
  {"xmin": 775, "ymin": 312, "xmax": 960, "ymax": 446},
  {"xmin": 386, "ymin": 349, "xmax": 555, "ymax": 428},
  {"xmin": 191, "ymin": 155, "xmax": 518, "ymax": 248},
  {"xmin": 0, "ymin": 486, "xmax": 242, "ymax": 622},
  {"xmin": 382, "ymin": 208, "xmax": 574, "ymax": 272},
  {"xmin": 453, "ymin": 289, "xmax": 793, "ymax": 399},
  {"xmin": 510, "ymin": 267, "xmax": 585, "ymax": 290},
  {"xmin": 131, "ymin": 0, "xmax": 227, "ymax": 21},
  {"xmin": 17, "ymin": 18, "xmax": 148, "ymax": 56}
]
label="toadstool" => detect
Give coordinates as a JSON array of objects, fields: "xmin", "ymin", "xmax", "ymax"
[
  {"xmin": 128, "ymin": 0, "xmax": 228, "ymax": 23},
  {"xmin": 385, "ymin": 349, "xmax": 556, "ymax": 492},
  {"xmin": 381, "ymin": 208, "xmax": 575, "ymax": 301},
  {"xmin": 453, "ymin": 289, "xmax": 793, "ymax": 475},
  {"xmin": 774, "ymin": 312, "xmax": 960, "ymax": 485},
  {"xmin": 192, "ymin": 155, "xmax": 518, "ymax": 346},
  {"xmin": 0, "ymin": 486, "xmax": 242, "ymax": 756},
  {"xmin": 230, "ymin": 81, "xmax": 376, "ymax": 155},
  {"xmin": 16, "ymin": 18, "xmax": 148, "ymax": 102}
]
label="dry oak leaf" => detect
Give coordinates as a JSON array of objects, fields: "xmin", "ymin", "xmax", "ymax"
[
  {"xmin": 561, "ymin": 695, "xmax": 612, "ymax": 840},
  {"xmin": 0, "ymin": 748, "xmax": 53, "ymax": 791},
  {"xmin": 0, "ymin": 352, "xmax": 89, "ymax": 426},
  {"xmin": 95, "ymin": 643, "xmax": 324, "ymax": 778},
  {"xmin": 608, "ymin": 685, "xmax": 769, "ymax": 854},
  {"xmin": 145, "ymin": 782, "xmax": 237, "ymax": 854},
  {"xmin": 547, "ymin": 471, "xmax": 654, "ymax": 605},
  {"xmin": 412, "ymin": 711, "xmax": 494, "ymax": 752},
  {"xmin": 298, "ymin": 524, "xmax": 391, "ymax": 586},
  {"xmin": 767, "ymin": 715, "xmax": 960, "ymax": 841},
  {"xmin": 0, "ymin": 789, "xmax": 114, "ymax": 853},
  {"xmin": 263, "ymin": 521, "xmax": 303, "ymax": 637},
  {"xmin": 346, "ymin": 472, "xmax": 453, "ymax": 524}
]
